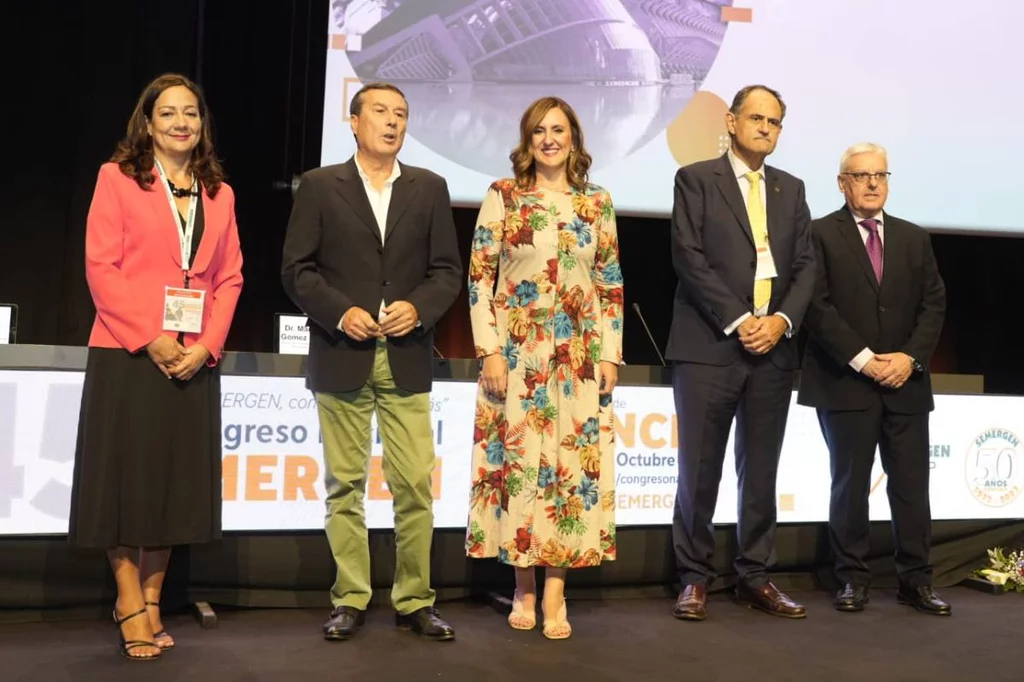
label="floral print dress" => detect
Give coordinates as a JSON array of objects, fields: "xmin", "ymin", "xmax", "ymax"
[{"xmin": 465, "ymin": 179, "xmax": 623, "ymax": 568}]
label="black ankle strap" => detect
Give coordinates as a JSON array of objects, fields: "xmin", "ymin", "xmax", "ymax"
[{"xmin": 114, "ymin": 606, "xmax": 149, "ymax": 625}]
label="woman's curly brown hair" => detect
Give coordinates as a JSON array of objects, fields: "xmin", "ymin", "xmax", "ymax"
[
  {"xmin": 111, "ymin": 73, "xmax": 225, "ymax": 197},
  {"xmin": 510, "ymin": 97, "xmax": 592, "ymax": 192}
]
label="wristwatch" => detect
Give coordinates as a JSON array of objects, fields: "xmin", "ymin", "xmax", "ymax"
[{"xmin": 910, "ymin": 356, "xmax": 924, "ymax": 373}]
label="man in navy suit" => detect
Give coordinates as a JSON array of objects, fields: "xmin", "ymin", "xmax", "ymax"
[
  {"xmin": 798, "ymin": 143, "xmax": 948, "ymax": 615},
  {"xmin": 667, "ymin": 85, "xmax": 815, "ymax": 621}
]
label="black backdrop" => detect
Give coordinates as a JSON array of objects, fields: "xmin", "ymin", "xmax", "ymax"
[{"xmin": 4, "ymin": 0, "xmax": 1024, "ymax": 392}]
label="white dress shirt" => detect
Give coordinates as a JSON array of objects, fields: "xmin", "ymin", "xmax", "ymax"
[
  {"xmin": 847, "ymin": 209, "xmax": 885, "ymax": 372},
  {"xmin": 337, "ymin": 156, "xmax": 401, "ymax": 331},
  {"xmin": 722, "ymin": 148, "xmax": 793, "ymax": 336}
]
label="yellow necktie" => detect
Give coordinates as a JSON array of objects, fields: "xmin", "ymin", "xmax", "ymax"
[{"xmin": 745, "ymin": 171, "xmax": 771, "ymax": 309}]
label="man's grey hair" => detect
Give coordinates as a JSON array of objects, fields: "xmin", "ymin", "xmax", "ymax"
[{"xmin": 840, "ymin": 142, "xmax": 888, "ymax": 173}]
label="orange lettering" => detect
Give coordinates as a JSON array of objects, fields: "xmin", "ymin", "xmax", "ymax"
[
  {"xmin": 641, "ymin": 413, "xmax": 668, "ymax": 449},
  {"xmin": 245, "ymin": 455, "xmax": 278, "ymax": 501},
  {"xmin": 222, "ymin": 454, "xmax": 239, "ymax": 501},
  {"xmin": 619, "ymin": 494, "xmax": 643, "ymax": 509},
  {"xmin": 614, "ymin": 413, "xmax": 635, "ymax": 448},
  {"xmin": 283, "ymin": 455, "xmax": 319, "ymax": 501}
]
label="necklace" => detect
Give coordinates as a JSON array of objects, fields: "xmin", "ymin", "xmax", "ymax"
[{"xmin": 167, "ymin": 178, "xmax": 198, "ymax": 198}]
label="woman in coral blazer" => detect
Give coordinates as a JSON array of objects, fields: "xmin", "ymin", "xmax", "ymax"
[{"xmin": 68, "ymin": 73, "xmax": 243, "ymax": 661}]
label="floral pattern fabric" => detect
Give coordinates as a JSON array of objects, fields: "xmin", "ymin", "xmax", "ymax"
[{"xmin": 465, "ymin": 179, "xmax": 623, "ymax": 568}]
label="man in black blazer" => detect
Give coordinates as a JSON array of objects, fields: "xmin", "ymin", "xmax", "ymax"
[
  {"xmin": 798, "ymin": 143, "xmax": 949, "ymax": 615},
  {"xmin": 667, "ymin": 85, "xmax": 815, "ymax": 621},
  {"xmin": 281, "ymin": 83, "xmax": 462, "ymax": 640}
]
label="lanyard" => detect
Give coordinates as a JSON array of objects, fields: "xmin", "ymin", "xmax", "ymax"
[{"xmin": 153, "ymin": 157, "xmax": 198, "ymax": 276}]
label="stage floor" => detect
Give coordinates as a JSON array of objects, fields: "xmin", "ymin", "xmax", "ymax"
[{"xmin": 1, "ymin": 587, "xmax": 1018, "ymax": 681}]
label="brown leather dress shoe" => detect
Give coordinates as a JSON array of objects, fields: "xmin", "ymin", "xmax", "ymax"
[
  {"xmin": 672, "ymin": 584, "xmax": 707, "ymax": 621},
  {"xmin": 736, "ymin": 582, "xmax": 806, "ymax": 619}
]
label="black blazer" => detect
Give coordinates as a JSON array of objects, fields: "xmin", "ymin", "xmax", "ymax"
[
  {"xmin": 281, "ymin": 158, "xmax": 463, "ymax": 394},
  {"xmin": 665, "ymin": 154, "xmax": 815, "ymax": 369},
  {"xmin": 797, "ymin": 207, "xmax": 945, "ymax": 413}
]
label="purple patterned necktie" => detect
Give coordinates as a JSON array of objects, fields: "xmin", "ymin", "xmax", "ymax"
[{"xmin": 861, "ymin": 219, "xmax": 883, "ymax": 284}]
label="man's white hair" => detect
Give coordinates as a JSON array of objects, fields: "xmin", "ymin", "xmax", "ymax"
[{"xmin": 839, "ymin": 142, "xmax": 888, "ymax": 173}]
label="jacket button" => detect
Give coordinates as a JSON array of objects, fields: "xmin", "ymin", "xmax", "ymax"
[
  {"xmin": 750, "ymin": 260, "xmax": 756, "ymax": 268},
  {"xmin": 745, "ymin": 295, "xmax": 753, "ymax": 303},
  {"xmin": 377, "ymin": 246, "xmax": 383, "ymax": 254},
  {"xmin": 878, "ymin": 305, "xmax": 886, "ymax": 312},
  {"xmin": 382, "ymin": 280, "xmax": 390, "ymax": 287}
]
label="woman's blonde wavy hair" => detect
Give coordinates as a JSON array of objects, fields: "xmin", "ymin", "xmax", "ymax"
[{"xmin": 510, "ymin": 97, "xmax": 592, "ymax": 191}]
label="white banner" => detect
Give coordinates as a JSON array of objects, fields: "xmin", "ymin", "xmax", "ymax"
[
  {"xmin": 0, "ymin": 306, "xmax": 11, "ymax": 344},
  {"xmin": 1, "ymin": 370, "xmax": 1022, "ymax": 535}
]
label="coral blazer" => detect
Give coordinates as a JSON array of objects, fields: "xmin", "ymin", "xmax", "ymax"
[{"xmin": 85, "ymin": 162, "xmax": 243, "ymax": 363}]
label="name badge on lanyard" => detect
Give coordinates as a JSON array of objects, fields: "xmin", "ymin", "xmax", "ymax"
[{"xmin": 155, "ymin": 157, "xmax": 205, "ymax": 333}]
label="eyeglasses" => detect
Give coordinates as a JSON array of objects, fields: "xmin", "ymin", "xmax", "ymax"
[{"xmin": 842, "ymin": 172, "xmax": 891, "ymax": 185}]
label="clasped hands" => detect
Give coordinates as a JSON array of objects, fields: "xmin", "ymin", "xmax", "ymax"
[
  {"xmin": 146, "ymin": 336, "xmax": 209, "ymax": 381},
  {"xmin": 479, "ymin": 354, "xmax": 619, "ymax": 400},
  {"xmin": 342, "ymin": 302, "xmax": 418, "ymax": 341},
  {"xmin": 737, "ymin": 315, "xmax": 788, "ymax": 356},
  {"xmin": 862, "ymin": 352, "xmax": 914, "ymax": 389}
]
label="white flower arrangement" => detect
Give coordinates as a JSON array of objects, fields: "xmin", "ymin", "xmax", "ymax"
[{"xmin": 974, "ymin": 547, "xmax": 1024, "ymax": 592}]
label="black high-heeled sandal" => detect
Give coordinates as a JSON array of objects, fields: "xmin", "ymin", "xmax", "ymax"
[
  {"xmin": 145, "ymin": 601, "xmax": 175, "ymax": 650},
  {"xmin": 112, "ymin": 606, "xmax": 161, "ymax": 661}
]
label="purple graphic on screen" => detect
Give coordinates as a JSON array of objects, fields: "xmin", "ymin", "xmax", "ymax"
[{"xmin": 332, "ymin": 0, "xmax": 733, "ymax": 175}]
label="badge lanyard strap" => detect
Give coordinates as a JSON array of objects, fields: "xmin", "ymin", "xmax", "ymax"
[{"xmin": 153, "ymin": 157, "xmax": 198, "ymax": 287}]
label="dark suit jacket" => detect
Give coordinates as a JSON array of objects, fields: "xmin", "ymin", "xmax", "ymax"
[
  {"xmin": 281, "ymin": 158, "xmax": 462, "ymax": 394},
  {"xmin": 665, "ymin": 154, "xmax": 815, "ymax": 369},
  {"xmin": 797, "ymin": 207, "xmax": 945, "ymax": 413}
]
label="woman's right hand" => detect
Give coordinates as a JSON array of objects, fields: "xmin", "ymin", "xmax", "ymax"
[
  {"xmin": 480, "ymin": 353, "xmax": 508, "ymax": 400},
  {"xmin": 146, "ymin": 335, "xmax": 186, "ymax": 379}
]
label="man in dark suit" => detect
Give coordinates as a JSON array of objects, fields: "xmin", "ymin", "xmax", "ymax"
[
  {"xmin": 798, "ymin": 143, "xmax": 949, "ymax": 615},
  {"xmin": 281, "ymin": 83, "xmax": 463, "ymax": 640},
  {"xmin": 667, "ymin": 85, "xmax": 815, "ymax": 621}
]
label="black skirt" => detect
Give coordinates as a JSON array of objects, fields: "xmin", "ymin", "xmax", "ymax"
[{"xmin": 68, "ymin": 347, "xmax": 222, "ymax": 548}]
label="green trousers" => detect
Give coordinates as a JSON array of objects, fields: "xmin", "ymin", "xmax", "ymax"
[{"xmin": 316, "ymin": 342, "xmax": 436, "ymax": 614}]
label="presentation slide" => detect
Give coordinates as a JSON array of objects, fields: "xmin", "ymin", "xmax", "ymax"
[
  {"xmin": 2, "ymin": 369, "xmax": 1022, "ymax": 535},
  {"xmin": 321, "ymin": 0, "xmax": 1024, "ymax": 234}
]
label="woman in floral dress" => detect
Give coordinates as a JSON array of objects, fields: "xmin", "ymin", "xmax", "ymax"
[{"xmin": 466, "ymin": 96, "xmax": 623, "ymax": 639}]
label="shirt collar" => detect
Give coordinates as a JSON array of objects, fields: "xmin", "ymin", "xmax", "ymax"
[
  {"xmin": 354, "ymin": 155, "xmax": 401, "ymax": 185},
  {"xmin": 849, "ymin": 207, "xmax": 885, "ymax": 226},
  {"xmin": 727, "ymin": 147, "xmax": 766, "ymax": 180}
]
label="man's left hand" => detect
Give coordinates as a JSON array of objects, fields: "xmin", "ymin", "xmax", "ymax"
[
  {"xmin": 740, "ymin": 314, "xmax": 788, "ymax": 355},
  {"xmin": 874, "ymin": 352, "xmax": 915, "ymax": 389},
  {"xmin": 380, "ymin": 301, "xmax": 419, "ymax": 337}
]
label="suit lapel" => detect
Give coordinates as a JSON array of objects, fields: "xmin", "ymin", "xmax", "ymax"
[
  {"xmin": 837, "ymin": 208, "xmax": 880, "ymax": 294},
  {"xmin": 335, "ymin": 159, "xmax": 383, "ymax": 244},
  {"xmin": 147, "ymin": 176, "xmax": 184, "ymax": 269},
  {"xmin": 384, "ymin": 166, "xmax": 418, "ymax": 244},
  {"xmin": 878, "ymin": 211, "xmax": 899, "ymax": 298},
  {"xmin": 764, "ymin": 167, "xmax": 782, "ymax": 245},
  {"xmin": 714, "ymin": 155, "xmax": 754, "ymax": 246},
  {"xmin": 189, "ymin": 190, "xmax": 218, "ymax": 274}
]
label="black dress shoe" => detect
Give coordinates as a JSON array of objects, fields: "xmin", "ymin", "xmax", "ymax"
[
  {"xmin": 395, "ymin": 606, "xmax": 455, "ymax": 641},
  {"xmin": 834, "ymin": 583, "xmax": 869, "ymax": 612},
  {"xmin": 897, "ymin": 585, "xmax": 951, "ymax": 616},
  {"xmin": 323, "ymin": 606, "xmax": 366, "ymax": 640}
]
